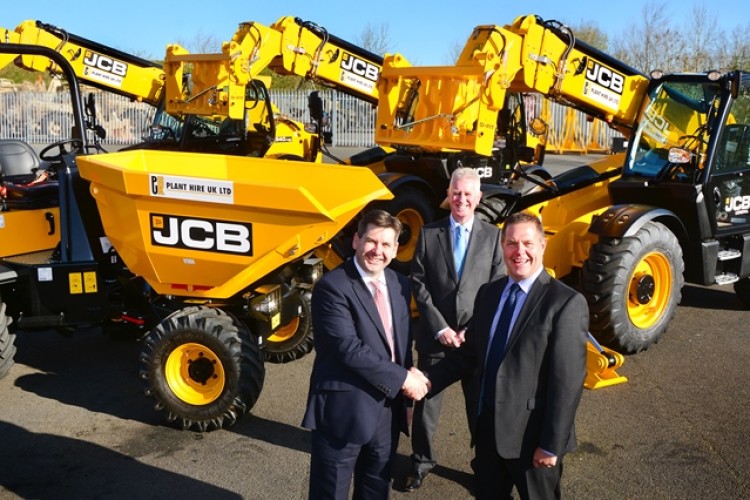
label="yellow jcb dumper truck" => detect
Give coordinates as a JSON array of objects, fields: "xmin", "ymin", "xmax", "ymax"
[
  {"xmin": 375, "ymin": 14, "xmax": 750, "ymax": 368},
  {"xmin": 0, "ymin": 43, "xmax": 391, "ymax": 430},
  {"xmin": 0, "ymin": 19, "xmax": 336, "ymax": 363}
]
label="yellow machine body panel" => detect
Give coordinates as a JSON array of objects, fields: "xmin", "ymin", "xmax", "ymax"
[
  {"xmin": 0, "ymin": 207, "xmax": 59, "ymax": 258},
  {"xmin": 77, "ymin": 150, "xmax": 392, "ymax": 298},
  {"xmin": 376, "ymin": 15, "xmax": 650, "ymax": 156},
  {"xmin": 512, "ymin": 154, "xmax": 624, "ymax": 279}
]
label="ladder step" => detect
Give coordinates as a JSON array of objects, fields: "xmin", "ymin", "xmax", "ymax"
[
  {"xmin": 715, "ymin": 273, "xmax": 740, "ymax": 286},
  {"xmin": 718, "ymin": 249, "xmax": 742, "ymax": 261}
]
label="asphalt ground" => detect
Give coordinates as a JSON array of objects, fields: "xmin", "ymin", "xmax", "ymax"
[{"xmin": 1, "ymin": 149, "xmax": 749, "ymax": 499}]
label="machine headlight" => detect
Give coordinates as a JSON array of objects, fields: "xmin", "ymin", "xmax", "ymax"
[
  {"xmin": 250, "ymin": 284, "xmax": 281, "ymax": 317},
  {"xmin": 297, "ymin": 257, "xmax": 324, "ymax": 286}
]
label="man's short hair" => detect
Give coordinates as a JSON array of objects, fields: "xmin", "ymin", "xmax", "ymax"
[
  {"xmin": 502, "ymin": 211, "xmax": 544, "ymax": 240},
  {"xmin": 450, "ymin": 167, "xmax": 481, "ymax": 189},
  {"xmin": 357, "ymin": 209, "xmax": 403, "ymax": 238}
]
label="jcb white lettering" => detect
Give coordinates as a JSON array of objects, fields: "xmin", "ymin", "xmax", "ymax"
[
  {"xmin": 341, "ymin": 54, "xmax": 380, "ymax": 82},
  {"xmin": 586, "ymin": 62, "xmax": 624, "ymax": 94},
  {"xmin": 151, "ymin": 214, "xmax": 252, "ymax": 255},
  {"xmin": 83, "ymin": 51, "xmax": 128, "ymax": 77}
]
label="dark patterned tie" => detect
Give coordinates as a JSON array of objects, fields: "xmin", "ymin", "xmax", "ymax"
[{"xmin": 481, "ymin": 283, "xmax": 521, "ymax": 411}]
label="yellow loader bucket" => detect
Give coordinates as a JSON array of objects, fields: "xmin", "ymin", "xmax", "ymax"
[{"xmin": 77, "ymin": 150, "xmax": 392, "ymax": 298}]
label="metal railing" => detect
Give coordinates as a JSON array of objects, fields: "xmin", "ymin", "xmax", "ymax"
[{"xmin": 0, "ymin": 89, "xmax": 621, "ymax": 153}]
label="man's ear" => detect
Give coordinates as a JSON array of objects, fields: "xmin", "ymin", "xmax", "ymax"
[{"xmin": 352, "ymin": 233, "xmax": 360, "ymax": 250}]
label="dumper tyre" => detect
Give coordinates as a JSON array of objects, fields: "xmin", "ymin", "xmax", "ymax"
[
  {"xmin": 582, "ymin": 221, "xmax": 684, "ymax": 354},
  {"xmin": 734, "ymin": 277, "xmax": 750, "ymax": 308},
  {"xmin": 262, "ymin": 291, "xmax": 313, "ymax": 364},
  {"xmin": 370, "ymin": 186, "xmax": 435, "ymax": 274},
  {"xmin": 140, "ymin": 306, "xmax": 265, "ymax": 432},
  {"xmin": 0, "ymin": 302, "xmax": 16, "ymax": 380}
]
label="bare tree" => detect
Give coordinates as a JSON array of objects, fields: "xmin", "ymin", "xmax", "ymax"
[
  {"xmin": 678, "ymin": 4, "xmax": 721, "ymax": 72},
  {"xmin": 569, "ymin": 20, "xmax": 608, "ymax": 51},
  {"xmin": 175, "ymin": 31, "xmax": 223, "ymax": 54},
  {"xmin": 357, "ymin": 22, "xmax": 392, "ymax": 56},
  {"xmin": 611, "ymin": 0, "xmax": 675, "ymax": 73},
  {"xmin": 443, "ymin": 40, "xmax": 465, "ymax": 64}
]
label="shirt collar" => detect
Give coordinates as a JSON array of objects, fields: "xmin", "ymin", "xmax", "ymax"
[
  {"xmin": 352, "ymin": 257, "xmax": 386, "ymax": 286},
  {"xmin": 507, "ymin": 266, "xmax": 544, "ymax": 295},
  {"xmin": 450, "ymin": 215, "xmax": 474, "ymax": 233}
]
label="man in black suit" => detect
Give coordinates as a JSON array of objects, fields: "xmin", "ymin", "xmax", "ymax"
[
  {"xmin": 404, "ymin": 167, "xmax": 505, "ymax": 491},
  {"xmin": 427, "ymin": 211, "xmax": 588, "ymax": 500},
  {"xmin": 302, "ymin": 209, "xmax": 429, "ymax": 500}
]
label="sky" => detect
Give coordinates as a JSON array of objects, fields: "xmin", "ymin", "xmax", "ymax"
[{"xmin": 4, "ymin": 1, "xmax": 749, "ymax": 65}]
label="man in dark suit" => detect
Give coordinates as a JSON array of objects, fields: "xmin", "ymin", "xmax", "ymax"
[
  {"xmin": 405, "ymin": 167, "xmax": 505, "ymax": 491},
  {"xmin": 427, "ymin": 211, "xmax": 588, "ymax": 500},
  {"xmin": 302, "ymin": 209, "xmax": 429, "ymax": 500}
]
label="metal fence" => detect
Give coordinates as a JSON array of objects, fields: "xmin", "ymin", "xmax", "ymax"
[{"xmin": 0, "ymin": 89, "xmax": 620, "ymax": 152}]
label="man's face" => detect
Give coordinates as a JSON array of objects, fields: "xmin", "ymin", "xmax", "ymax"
[
  {"xmin": 502, "ymin": 221, "xmax": 546, "ymax": 281},
  {"xmin": 352, "ymin": 224, "xmax": 399, "ymax": 277},
  {"xmin": 448, "ymin": 176, "xmax": 481, "ymax": 223}
]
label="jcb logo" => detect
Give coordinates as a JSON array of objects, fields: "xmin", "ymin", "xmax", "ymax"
[
  {"xmin": 83, "ymin": 51, "xmax": 128, "ymax": 77},
  {"xmin": 151, "ymin": 214, "xmax": 252, "ymax": 255},
  {"xmin": 341, "ymin": 53, "xmax": 380, "ymax": 82},
  {"xmin": 586, "ymin": 61, "xmax": 624, "ymax": 94},
  {"xmin": 725, "ymin": 195, "xmax": 750, "ymax": 213}
]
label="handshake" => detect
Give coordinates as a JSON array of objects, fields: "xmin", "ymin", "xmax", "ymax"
[{"xmin": 402, "ymin": 367, "xmax": 431, "ymax": 401}]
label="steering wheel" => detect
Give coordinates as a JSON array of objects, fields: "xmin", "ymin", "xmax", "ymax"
[{"xmin": 39, "ymin": 139, "xmax": 84, "ymax": 163}]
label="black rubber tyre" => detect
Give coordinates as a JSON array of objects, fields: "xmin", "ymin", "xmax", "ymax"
[
  {"xmin": 582, "ymin": 221, "xmax": 684, "ymax": 354},
  {"xmin": 370, "ymin": 186, "xmax": 435, "ymax": 274},
  {"xmin": 262, "ymin": 291, "xmax": 314, "ymax": 364},
  {"xmin": 734, "ymin": 277, "xmax": 750, "ymax": 308},
  {"xmin": 139, "ymin": 306, "xmax": 265, "ymax": 432},
  {"xmin": 0, "ymin": 302, "xmax": 16, "ymax": 380}
]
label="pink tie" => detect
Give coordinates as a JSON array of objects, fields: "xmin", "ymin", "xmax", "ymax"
[{"xmin": 371, "ymin": 281, "xmax": 395, "ymax": 361}]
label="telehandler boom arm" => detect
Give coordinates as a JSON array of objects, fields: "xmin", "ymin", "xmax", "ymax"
[
  {"xmin": 163, "ymin": 16, "xmax": 411, "ymax": 119},
  {"xmin": 375, "ymin": 14, "xmax": 650, "ymax": 155},
  {"xmin": 1, "ymin": 20, "xmax": 164, "ymax": 106}
]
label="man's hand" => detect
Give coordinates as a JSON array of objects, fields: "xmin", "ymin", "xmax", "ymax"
[
  {"xmin": 438, "ymin": 327, "xmax": 464, "ymax": 348},
  {"xmin": 532, "ymin": 447, "xmax": 558, "ymax": 468},
  {"xmin": 402, "ymin": 367, "xmax": 430, "ymax": 400},
  {"xmin": 456, "ymin": 328, "xmax": 466, "ymax": 344}
]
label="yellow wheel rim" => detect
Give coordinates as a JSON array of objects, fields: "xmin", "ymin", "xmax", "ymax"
[
  {"xmin": 267, "ymin": 317, "xmax": 300, "ymax": 343},
  {"xmin": 165, "ymin": 342, "xmax": 225, "ymax": 405},
  {"xmin": 395, "ymin": 208, "xmax": 424, "ymax": 263},
  {"xmin": 627, "ymin": 251, "xmax": 672, "ymax": 329}
]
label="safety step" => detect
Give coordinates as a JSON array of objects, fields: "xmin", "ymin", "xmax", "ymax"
[
  {"xmin": 16, "ymin": 314, "xmax": 65, "ymax": 329},
  {"xmin": 718, "ymin": 249, "xmax": 742, "ymax": 261},
  {"xmin": 715, "ymin": 273, "xmax": 740, "ymax": 286}
]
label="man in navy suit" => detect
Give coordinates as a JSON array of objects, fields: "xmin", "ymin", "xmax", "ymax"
[
  {"xmin": 427, "ymin": 211, "xmax": 588, "ymax": 500},
  {"xmin": 302, "ymin": 209, "xmax": 429, "ymax": 500},
  {"xmin": 405, "ymin": 167, "xmax": 505, "ymax": 491}
]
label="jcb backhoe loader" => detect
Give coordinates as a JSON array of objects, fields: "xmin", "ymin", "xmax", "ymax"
[
  {"xmin": 0, "ymin": 43, "xmax": 391, "ymax": 430},
  {"xmin": 375, "ymin": 14, "xmax": 750, "ymax": 367}
]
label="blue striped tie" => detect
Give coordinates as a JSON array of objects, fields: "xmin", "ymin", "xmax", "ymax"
[{"xmin": 454, "ymin": 225, "xmax": 467, "ymax": 277}]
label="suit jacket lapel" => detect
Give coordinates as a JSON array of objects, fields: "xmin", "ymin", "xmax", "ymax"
[
  {"xmin": 436, "ymin": 218, "xmax": 459, "ymax": 283},
  {"xmin": 384, "ymin": 269, "xmax": 406, "ymax": 363}
]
